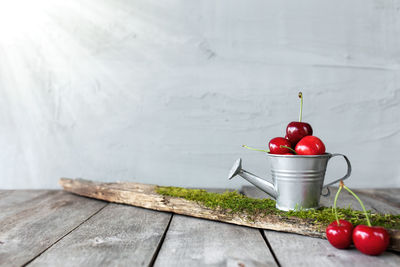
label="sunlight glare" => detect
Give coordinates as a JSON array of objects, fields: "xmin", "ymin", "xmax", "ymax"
[{"xmin": 0, "ymin": 0, "xmax": 51, "ymax": 45}]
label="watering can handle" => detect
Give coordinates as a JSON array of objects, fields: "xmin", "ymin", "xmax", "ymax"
[{"xmin": 321, "ymin": 153, "xmax": 352, "ymax": 197}]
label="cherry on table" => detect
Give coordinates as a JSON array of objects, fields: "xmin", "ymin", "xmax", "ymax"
[
  {"xmin": 353, "ymin": 225, "xmax": 389, "ymax": 256},
  {"xmin": 326, "ymin": 220, "xmax": 353, "ymax": 249}
]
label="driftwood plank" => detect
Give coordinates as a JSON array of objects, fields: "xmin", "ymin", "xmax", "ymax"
[
  {"xmin": 59, "ymin": 178, "xmax": 329, "ymax": 237},
  {"xmin": 0, "ymin": 190, "xmax": 106, "ymax": 266},
  {"xmin": 28, "ymin": 203, "xmax": 172, "ymax": 267},
  {"xmin": 59, "ymin": 178, "xmax": 400, "ymax": 252},
  {"xmin": 244, "ymin": 187, "xmax": 400, "ymax": 267},
  {"xmin": 154, "ymin": 215, "xmax": 277, "ymax": 267}
]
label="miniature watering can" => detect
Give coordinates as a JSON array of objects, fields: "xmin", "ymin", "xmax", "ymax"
[{"xmin": 228, "ymin": 153, "xmax": 351, "ymax": 211}]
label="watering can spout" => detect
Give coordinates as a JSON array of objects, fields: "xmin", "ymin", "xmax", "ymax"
[{"xmin": 228, "ymin": 158, "xmax": 277, "ymax": 199}]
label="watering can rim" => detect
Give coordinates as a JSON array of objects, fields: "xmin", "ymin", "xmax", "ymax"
[{"xmin": 267, "ymin": 152, "xmax": 332, "ymax": 158}]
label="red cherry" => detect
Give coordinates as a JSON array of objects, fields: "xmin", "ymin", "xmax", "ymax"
[
  {"xmin": 326, "ymin": 220, "xmax": 353, "ymax": 249},
  {"xmin": 269, "ymin": 137, "xmax": 293, "ymax": 154},
  {"xmin": 284, "ymin": 134, "xmax": 292, "ymax": 145},
  {"xmin": 286, "ymin": 92, "xmax": 313, "ymax": 145},
  {"xmin": 353, "ymin": 225, "xmax": 389, "ymax": 256},
  {"xmin": 295, "ymin": 136, "xmax": 326, "ymax": 155},
  {"xmin": 286, "ymin": 122, "xmax": 313, "ymax": 145}
]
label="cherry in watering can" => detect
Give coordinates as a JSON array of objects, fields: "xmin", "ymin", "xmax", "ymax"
[{"xmin": 228, "ymin": 153, "xmax": 351, "ymax": 211}]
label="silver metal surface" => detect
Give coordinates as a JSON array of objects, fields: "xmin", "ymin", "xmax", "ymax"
[
  {"xmin": 228, "ymin": 153, "xmax": 351, "ymax": 211},
  {"xmin": 229, "ymin": 158, "xmax": 277, "ymax": 199}
]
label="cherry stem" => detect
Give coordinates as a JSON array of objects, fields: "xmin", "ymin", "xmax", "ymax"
[
  {"xmin": 242, "ymin": 145, "xmax": 269, "ymax": 153},
  {"xmin": 280, "ymin": 145, "xmax": 297, "ymax": 154},
  {"xmin": 333, "ymin": 184, "xmax": 343, "ymax": 225},
  {"xmin": 343, "ymin": 185, "xmax": 371, "ymax": 227},
  {"xmin": 298, "ymin": 92, "xmax": 303, "ymax": 122}
]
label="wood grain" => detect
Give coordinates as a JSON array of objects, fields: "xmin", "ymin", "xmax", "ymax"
[
  {"xmin": 263, "ymin": 231, "xmax": 400, "ymax": 267},
  {"xmin": 28, "ymin": 203, "xmax": 172, "ymax": 266},
  {"xmin": 244, "ymin": 186, "xmax": 400, "ymax": 267},
  {"xmin": 0, "ymin": 190, "xmax": 106, "ymax": 266},
  {"xmin": 59, "ymin": 178, "xmax": 400, "ymax": 252},
  {"xmin": 0, "ymin": 190, "xmax": 52, "ymax": 221},
  {"xmin": 354, "ymin": 188, "xmax": 400, "ymax": 209},
  {"xmin": 154, "ymin": 215, "xmax": 277, "ymax": 267}
]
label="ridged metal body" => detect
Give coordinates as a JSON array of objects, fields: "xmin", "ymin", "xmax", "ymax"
[{"xmin": 228, "ymin": 153, "xmax": 351, "ymax": 211}]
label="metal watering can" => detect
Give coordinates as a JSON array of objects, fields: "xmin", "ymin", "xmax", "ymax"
[{"xmin": 228, "ymin": 153, "xmax": 351, "ymax": 211}]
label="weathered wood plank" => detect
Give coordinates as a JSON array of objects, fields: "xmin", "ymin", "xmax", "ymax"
[
  {"xmin": 28, "ymin": 204, "xmax": 172, "ymax": 267},
  {"xmin": 0, "ymin": 190, "xmax": 54, "ymax": 221},
  {"xmin": 322, "ymin": 188, "xmax": 400, "ymax": 215},
  {"xmin": 154, "ymin": 215, "xmax": 277, "ymax": 267},
  {"xmin": 59, "ymin": 178, "xmax": 400, "ymax": 252},
  {"xmin": 0, "ymin": 190, "xmax": 106, "ymax": 266},
  {"xmin": 0, "ymin": 190, "xmax": 15, "ymax": 201},
  {"xmin": 354, "ymin": 188, "xmax": 400, "ymax": 209},
  {"xmin": 243, "ymin": 187, "xmax": 400, "ymax": 267},
  {"xmin": 264, "ymin": 231, "xmax": 400, "ymax": 267}
]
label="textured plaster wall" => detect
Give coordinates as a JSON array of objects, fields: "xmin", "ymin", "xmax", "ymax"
[{"xmin": 0, "ymin": 0, "xmax": 399, "ymax": 189}]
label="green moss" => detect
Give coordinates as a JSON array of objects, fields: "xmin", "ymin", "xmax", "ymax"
[{"xmin": 156, "ymin": 186, "xmax": 400, "ymax": 230}]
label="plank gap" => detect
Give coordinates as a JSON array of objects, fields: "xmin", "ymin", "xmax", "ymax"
[
  {"xmin": 148, "ymin": 213, "xmax": 173, "ymax": 267},
  {"xmin": 260, "ymin": 229, "xmax": 281, "ymax": 267},
  {"xmin": 23, "ymin": 203, "xmax": 109, "ymax": 267}
]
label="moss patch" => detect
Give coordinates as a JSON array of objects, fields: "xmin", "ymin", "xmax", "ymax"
[{"xmin": 156, "ymin": 186, "xmax": 400, "ymax": 230}]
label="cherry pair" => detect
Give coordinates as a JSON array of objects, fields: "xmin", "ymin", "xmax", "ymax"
[{"xmin": 326, "ymin": 182, "xmax": 389, "ymax": 256}]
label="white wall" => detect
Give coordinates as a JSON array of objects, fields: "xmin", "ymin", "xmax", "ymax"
[{"xmin": 0, "ymin": 0, "xmax": 399, "ymax": 189}]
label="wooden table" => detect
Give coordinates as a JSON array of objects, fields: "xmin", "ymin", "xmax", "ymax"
[{"xmin": 1, "ymin": 187, "xmax": 400, "ymax": 266}]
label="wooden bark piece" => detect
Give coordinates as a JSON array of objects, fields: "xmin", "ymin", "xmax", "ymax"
[
  {"xmin": 29, "ymin": 204, "xmax": 172, "ymax": 267},
  {"xmin": 59, "ymin": 178, "xmax": 400, "ymax": 252}
]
